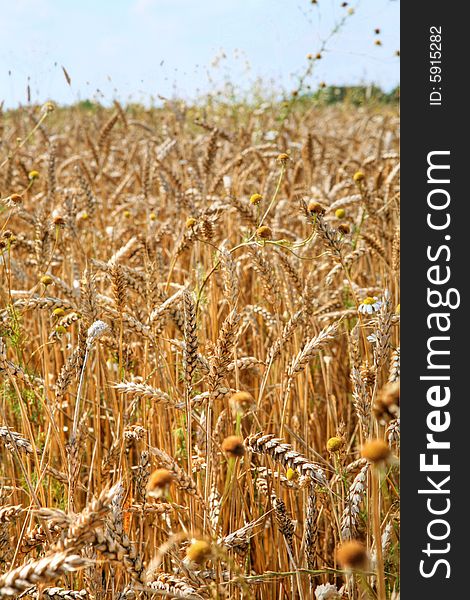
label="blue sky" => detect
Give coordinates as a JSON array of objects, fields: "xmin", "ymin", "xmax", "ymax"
[{"xmin": 0, "ymin": 0, "xmax": 399, "ymax": 108}]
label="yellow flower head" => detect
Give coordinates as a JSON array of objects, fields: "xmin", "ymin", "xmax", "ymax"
[
  {"xmin": 250, "ymin": 193, "xmax": 263, "ymax": 206},
  {"xmin": 326, "ymin": 436, "xmax": 344, "ymax": 453},
  {"xmin": 353, "ymin": 171, "xmax": 365, "ymax": 183},
  {"xmin": 42, "ymin": 101, "xmax": 55, "ymax": 113},
  {"xmin": 286, "ymin": 467, "xmax": 298, "ymax": 481},
  {"xmin": 276, "ymin": 153, "xmax": 290, "ymax": 165},
  {"xmin": 40, "ymin": 275, "xmax": 53, "ymax": 286},
  {"xmin": 186, "ymin": 540, "xmax": 212, "ymax": 565},
  {"xmin": 335, "ymin": 208, "xmax": 346, "ymax": 219},
  {"xmin": 28, "ymin": 170, "xmax": 40, "ymax": 181},
  {"xmin": 186, "ymin": 217, "xmax": 197, "ymax": 228}
]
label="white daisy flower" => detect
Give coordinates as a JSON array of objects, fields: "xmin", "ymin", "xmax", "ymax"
[
  {"xmin": 358, "ymin": 296, "xmax": 382, "ymax": 314},
  {"xmin": 315, "ymin": 583, "xmax": 340, "ymax": 600},
  {"xmin": 264, "ymin": 130, "xmax": 278, "ymax": 141}
]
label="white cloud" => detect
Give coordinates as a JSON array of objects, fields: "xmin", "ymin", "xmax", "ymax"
[{"xmin": 132, "ymin": 0, "xmax": 157, "ymax": 16}]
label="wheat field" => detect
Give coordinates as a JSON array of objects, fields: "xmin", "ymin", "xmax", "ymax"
[{"xmin": 0, "ymin": 98, "xmax": 400, "ymax": 599}]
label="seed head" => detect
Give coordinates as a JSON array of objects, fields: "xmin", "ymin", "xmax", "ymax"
[
  {"xmin": 147, "ymin": 468, "xmax": 174, "ymax": 497},
  {"xmin": 361, "ymin": 439, "xmax": 391, "ymax": 464},
  {"xmin": 307, "ymin": 201, "xmax": 325, "ymax": 215},
  {"xmin": 316, "ymin": 53, "xmax": 322, "ymax": 60},
  {"xmin": 185, "ymin": 539, "xmax": 212, "ymax": 565},
  {"xmin": 337, "ymin": 223, "xmax": 350, "ymax": 235},
  {"xmin": 256, "ymin": 225, "xmax": 272, "ymax": 239},
  {"xmin": 230, "ymin": 391, "xmax": 255, "ymax": 413},
  {"xmin": 7, "ymin": 193, "xmax": 22, "ymax": 206},
  {"xmin": 336, "ymin": 540, "xmax": 368, "ymax": 570},
  {"xmin": 221, "ymin": 435, "xmax": 245, "ymax": 458},
  {"xmin": 306, "ymin": 53, "xmax": 313, "ymax": 60},
  {"xmin": 53, "ymin": 214, "xmax": 66, "ymax": 227}
]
